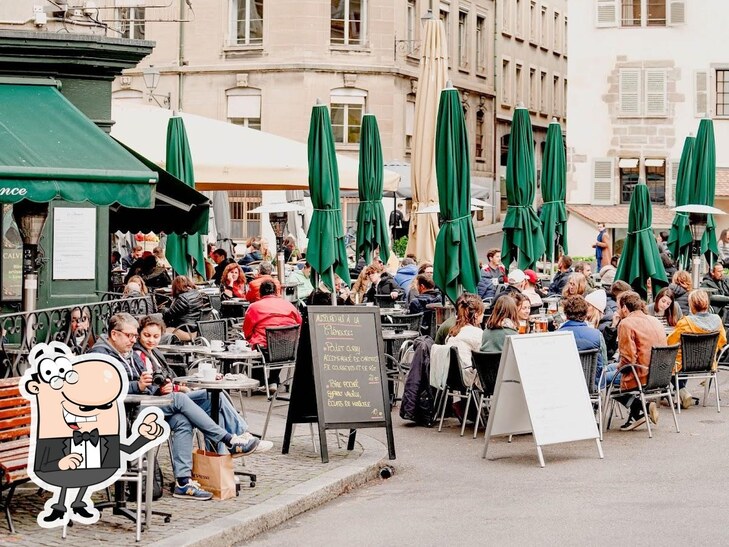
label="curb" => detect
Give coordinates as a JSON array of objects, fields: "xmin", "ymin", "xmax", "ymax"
[
  {"xmin": 475, "ymin": 222, "xmax": 503, "ymax": 238},
  {"xmin": 148, "ymin": 433, "xmax": 389, "ymax": 546}
]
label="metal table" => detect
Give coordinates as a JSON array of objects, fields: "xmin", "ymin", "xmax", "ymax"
[{"xmin": 381, "ymin": 329, "xmax": 419, "ymax": 358}]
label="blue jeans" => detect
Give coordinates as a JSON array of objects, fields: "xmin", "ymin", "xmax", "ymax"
[
  {"xmin": 159, "ymin": 390, "xmax": 247, "ymax": 479},
  {"xmin": 600, "ymin": 363, "xmax": 622, "ymax": 390}
]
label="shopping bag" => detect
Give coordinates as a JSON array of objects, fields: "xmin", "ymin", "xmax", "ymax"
[{"xmin": 191, "ymin": 449, "xmax": 236, "ymax": 500}]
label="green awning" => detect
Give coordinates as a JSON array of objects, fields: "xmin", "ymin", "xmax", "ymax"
[
  {"xmin": 0, "ymin": 80, "xmax": 157, "ymax": 206},
  {"xmin": 110, "ymin": 143, "xmax": 211, "ymax": 235}
]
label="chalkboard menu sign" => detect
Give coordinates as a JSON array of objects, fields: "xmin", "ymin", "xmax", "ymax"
[{"xmin": 282, "ymin": 306, "xmax": 396, "ymax": 463}]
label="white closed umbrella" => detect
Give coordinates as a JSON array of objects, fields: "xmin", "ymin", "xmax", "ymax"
[{"xmin": 405, "ymin": 14, "xmax": 449, "ymax": 262}]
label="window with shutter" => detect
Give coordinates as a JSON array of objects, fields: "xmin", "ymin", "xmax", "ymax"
[
  {"xmin": 669, "ymin": 159, "xmax": 679, "ymax": 206},
  {"xmin": 592, "ymin": 158, "xmax": 615, "ymax": 204},
  {"xmin": 596, "ymin": 0, "xmax": 619, "ymax": 27},
  {"xmin": 668, "ymin": 1, "xmax": 685, "ymax": 25},
  {"xmin": 619, "ymin": 69, "xmax": 641, "ymax": 116},
  {"xmin": 644, "ymin": 69, "xmax": 667, "ymax": 117},
  {"xmin": 695, "ymin": 70, "xmax": 708, "ymax": 117}
]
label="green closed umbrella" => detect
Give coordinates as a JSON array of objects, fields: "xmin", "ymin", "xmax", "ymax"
[
  {"xmin": 433, "ymin": 88, "xmax": 480, "ymax": 303},
  {"xmin": 355, "ymin": 114, "xmax": 390, "ymax": 265},
  {"xmin": 502, "ymin": 107, "xmax": 545, "ymax": 270},
  {"xmin": 307, "ymin": 104, "xmax": 351, "ymax": 292},
  {"xmin": 165, "ymin": 116, "xmax": 206, "ymax": 279},
  {"xmin": 666, "ymin": 135, "xmax": 695, "ymax": 269},
  {"xmin": 690, "ymin": 118, "xmax": 719, "ymax": 260},
  {"xmin": 539, "ymin": 119, "xmax": 568, "ymax": 262},
  {"xmin": 614, "ymin": 182, "xmax": 667, "ymax": 297}
]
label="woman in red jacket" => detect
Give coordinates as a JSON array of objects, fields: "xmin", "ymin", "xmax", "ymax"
[{"xmin": 242, "ymin": 280, "xmax": 302, "ymax": 393}]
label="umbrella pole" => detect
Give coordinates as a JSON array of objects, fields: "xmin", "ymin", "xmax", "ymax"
[{"xmin": 329, "ymin": 266, "xmax": 337, "ymax": 306}]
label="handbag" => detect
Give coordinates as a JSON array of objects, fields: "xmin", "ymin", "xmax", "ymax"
[{"xmin": 192, "ymin": 449, "xmax": 236, "ymax": 500}]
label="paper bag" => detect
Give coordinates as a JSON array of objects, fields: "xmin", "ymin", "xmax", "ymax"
[{"xmin": 192, "ymin": 449, "xmax": 236, "ymax": 500}]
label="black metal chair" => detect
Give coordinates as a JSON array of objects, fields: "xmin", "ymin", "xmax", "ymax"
[
  {"xmin": 208, "ymin": 293, "xmax": 222, "ymax": 316},
  {"xmin": 435, "ymin": 347, "xmax": 479, "ymax": 437},
  {"xmin": 676, "ymin": 332, "xmax": 721, "ymax": 413},
  {"xmin": 251, "ymin": 324, "xmax": 301, "ymax": 399},
  {"xmin": 605, "ymin": 344, "xmax": 680, "ymax": 438},
  {"xmin": 374, "ymin": 294, "xmax": 397, "ymax": 309},
  {"xmin": 196, "ymin": 319, "xmax": 228, "ymax": 344},
  {"xmin": 471, "ymin": 350, "xmax": 501, "ymax": 439},
  {"xmin": 578, "ymin": 348, "xmax": 602, "ymax": 439}
]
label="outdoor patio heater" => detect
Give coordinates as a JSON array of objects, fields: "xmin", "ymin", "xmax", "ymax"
[
  {"xmin": 12, "ymin": 201, "xmax": 49, "ymax": 313},
  {"xmin": 675, "ymin": 204, "xmax": 726, "ymax": 289}
]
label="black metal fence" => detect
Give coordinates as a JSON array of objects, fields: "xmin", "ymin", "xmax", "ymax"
[{"xmin": 0, "ymin": 296, "xmax": 157, "ymax": 378}]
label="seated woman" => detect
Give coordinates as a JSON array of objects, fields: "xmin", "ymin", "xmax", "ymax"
[
  {"xmin": 480, "ymin": 295, "xmax": 519, "ymax": 353},
  {"xmin": 647, "ymin": 287, "xmax": 682, "ymax": 328},
  {"xmin": 445, "ymin": 293, "xmax": 484, "ymax": 387},
  {"xmin": 122, "ymin": 274, "xmax": 148, "ymax": 298},
  {"xmin": 667, "ymin": 289, "xmax": 727, "ymax": 408},
  {"xmin": 408, "ymin": 273, "xmax": 442, "ymax": 335},
  {"xmin": 513, "ymin": 292, "xmax": 531, "ymax": 334},
  {"xmin": 350, "ymin": 265, "xmax": 375, "ymax": 304},
  {"xmin": 562, "ymin": 272, "xmax": 588, "ymax": 298},
  {"xmin": 220, "ymin": 262, "xmax": 246, "ymax": 301},
  {"xmin": 163, "ymin": 276, "xmax": 206, "ymax": 342},
  {"xmin": 558, "ymin": 295, "xmax": 607, "ymax": 389}
]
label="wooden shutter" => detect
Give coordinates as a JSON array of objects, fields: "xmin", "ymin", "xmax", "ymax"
[
  {"xmin": 694, "ymin": 70, "xmax": 709, "ymax": 117},
  {"xmin": 668, "ymin": 1, "xmax": 686, "ymax": 25},
  {"xmin": 669, "ymin": 159, "xmax": 680, "ymax": 206},
  {"xmin": 592, "ymin": 158, "xmax": 614, "ymax": 204},
  {"xmin": 595, "ymin": 0, "xmax": 619, "ymax": 28},
  {"xmin": 619, "ymin": 68, "xmax": 641, "ymax": 116},
  {"xmin": 645, "ymin": 69, "xmax": 667, "ymax": 117}
]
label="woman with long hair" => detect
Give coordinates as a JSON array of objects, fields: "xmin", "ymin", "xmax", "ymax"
[
  {"xmin": 163, "ymin": 276, "xmax": 205, "ymax": 341},
  {"xmin": 647, "ymin": 287, "xmax": 682, "ymax": 328},
  {"xmin": 351, "ymin": 263, "xmax": 381, "ymax": 304},
  {"xmin": 445, "ymin": 293, "xmax": 485, "ymax": 386},
  {"xmin": 513, "ymin": 292, "xmax": 532, "ymax": 333},
  {"xmin": 220, "ymin": 262, "xmax": 246, "ymax": 300},
  {"xmin": 123, "ymin": 275, "xmax": 148, "ymax": 297},
  {"xmin": 562, "ymin": 272, "xmax": 588, "ymax": 298},
  {"xmin": 480, "ymin": 295, "xmax": 519, "ymax": 352}
]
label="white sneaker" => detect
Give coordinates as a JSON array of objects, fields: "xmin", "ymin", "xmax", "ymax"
[{"xmin": 268, "ymin": 383, "xmax": 278, "ymax": 394}]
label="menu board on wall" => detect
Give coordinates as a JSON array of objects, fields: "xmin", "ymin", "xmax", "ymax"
[{"xmin": 53, "ymin": 207, "xmax": 96, "ymax": 280}]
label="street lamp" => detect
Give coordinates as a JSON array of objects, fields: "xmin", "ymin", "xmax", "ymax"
[
  {"xmin": 142, "ymin": 66, "xmax": 171, "ymax": 108},
  {"xmin": 674, "ymin": 204, "xmax": 726, "ymax": 288}
]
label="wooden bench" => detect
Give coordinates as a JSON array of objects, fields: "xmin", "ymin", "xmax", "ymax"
[{"xmin": 0, "ymin": 377, "xmax": 31, "ymax": 533}]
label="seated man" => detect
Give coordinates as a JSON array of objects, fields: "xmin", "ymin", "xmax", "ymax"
[
  {"xmin": 477, "ymin": 248, "xmax": 506, "ymax": 300},
  {"xmin": 492, "ymin": 269, "xmax": 527, "ymax": 308},
  {"xmin": 701, "ymin": 262, "xmax": 729, "ymax": 316},
  {"xmin": 287, "ymin": 262, "xmax": 314, "ymax": 303},
  {"xmin": 90, "ymin": 313, "xmax": 271, "ymax": 501},
  {"xmin": 211, "ymin": 248, "xmax": 235, "ymax": 286},
  {"xmin": 243, "ymin": 280, "xmax": 302, "ymax": 392},
  {"xmin": 394, "ymin": 258, "xmax": 418, "ymax": 294},
  {"xmin": 558, "ymin": 296, "xmax": 606, "ymax": 389},
  {"xmin": 609, "ymin": 291, "xmax": 666, "ymax": 431},
  {"xmin": 245, "ymin": 261, "xmax": 282, "ymax": 303},
  {"xmin": 548, "ymin": 255, "xmax": 573, "ymax": 295}
]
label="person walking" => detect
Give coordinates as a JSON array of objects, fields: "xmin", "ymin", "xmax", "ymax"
[{"xmin": 592, "ymin": 223, "xmax": 612, "ymax": 269}]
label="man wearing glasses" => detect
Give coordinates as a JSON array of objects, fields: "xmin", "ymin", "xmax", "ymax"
[{"xmin": 89, "ymin": 313, "xmax": 271, "ymax": 501}]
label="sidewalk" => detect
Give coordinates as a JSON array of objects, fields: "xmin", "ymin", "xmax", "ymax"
[
  {"xmin": 475, "ymin": 221, "xmax": 503, "ymax": 238},
  {"xmin": 2, "ymin": 397, "xmax": 389, "ymax": 546}
]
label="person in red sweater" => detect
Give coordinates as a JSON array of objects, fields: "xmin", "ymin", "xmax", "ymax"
[
  {"xmin": 245, "ymin": 261, "xmax": 281, "ymax": 303},
  {"xmin": 242, "ymin": 280, "xmax": 302, "ymax": 392}
]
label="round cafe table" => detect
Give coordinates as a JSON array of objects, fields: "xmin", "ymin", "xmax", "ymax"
[
  {"xmin": 381, "ymin": 329, "xmax": 419, "ymax": 359},
  {"xmin": 173, "ymin": 376, "xmax": 259, "ymax": 423}
]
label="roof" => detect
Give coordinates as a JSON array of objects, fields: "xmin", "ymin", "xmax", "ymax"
[
  {"xmin": 567, "ymin": 204, "xmax": 675, "ymax": 228},
  {"xmin": 0, "ymin": 80, "xmax": 156, "ymax": 206}
]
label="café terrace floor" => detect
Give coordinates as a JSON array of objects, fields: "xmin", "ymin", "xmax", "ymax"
[{"xmin": 2, "ymin": 396, "xmax": 389, "ymax": 546}]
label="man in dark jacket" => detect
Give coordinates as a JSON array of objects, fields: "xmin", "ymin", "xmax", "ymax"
[
  {"xmin": 702, "ymin": 262, "xmax": 729, "ymax": 315},
  {"xmin": 211, "ymin": 249, "xmax": 234, "ymax": 286},
  {"xmin": 409, "ymin": 274, "xmax": 442, "ymax": 335},
  {"xmin": 477, "ymin": 248, "xmax": 506, "ymax": 299},
  {"xmin": 548, "ymin": 255, "xmax": 573, "ymax": 295},
  {"xmin": 364, "ymin": 269, "xmax": 403, "ymax": 303}
]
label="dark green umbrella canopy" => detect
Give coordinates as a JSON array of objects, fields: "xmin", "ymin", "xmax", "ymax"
[
  {"xmin": 432, "ymin": 88, "xmax": 480, "ymax": 303},
  {"xmin": 307, "ymin": 104, "xmax": 351, "ymax": 290},
  {"xmin": 690, "ymin": 119, "xmax": 719, "ymax": 260},
  {"xmin": 666, "ymin": 135, "xmax": 695, "ymax": 269},
  {"xmin": 539, "ymin": 119, "xmax": 568, "ymax": 259},
  {"xmin": 502, "ymin": 107, "xmax": 545, "ymax": 269},
  {"xmin": 614, "ymin": 182, "xmax": 667, "ymax": 297},
  {"xmin": 165, "ymin": 116, "xmax": 207, "ymax": 279},
  {"xmin": 355, "ymin": 114, "xmax": 390, "ymax": 265}
]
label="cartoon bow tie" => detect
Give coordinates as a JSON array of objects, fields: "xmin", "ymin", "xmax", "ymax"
[{"xmin": 72, "ymin": 428, "xmax": 100, "ymax": 447}]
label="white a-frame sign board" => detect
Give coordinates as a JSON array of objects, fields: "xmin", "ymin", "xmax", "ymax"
[{"xmin": 482, "ymin": 331, "xmax": 604, "ymax": 467}]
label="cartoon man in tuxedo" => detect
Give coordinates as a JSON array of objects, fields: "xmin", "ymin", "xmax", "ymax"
[{"xmin": 21, "ymin": 341, "xmax": 168, "ymax": 528}]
